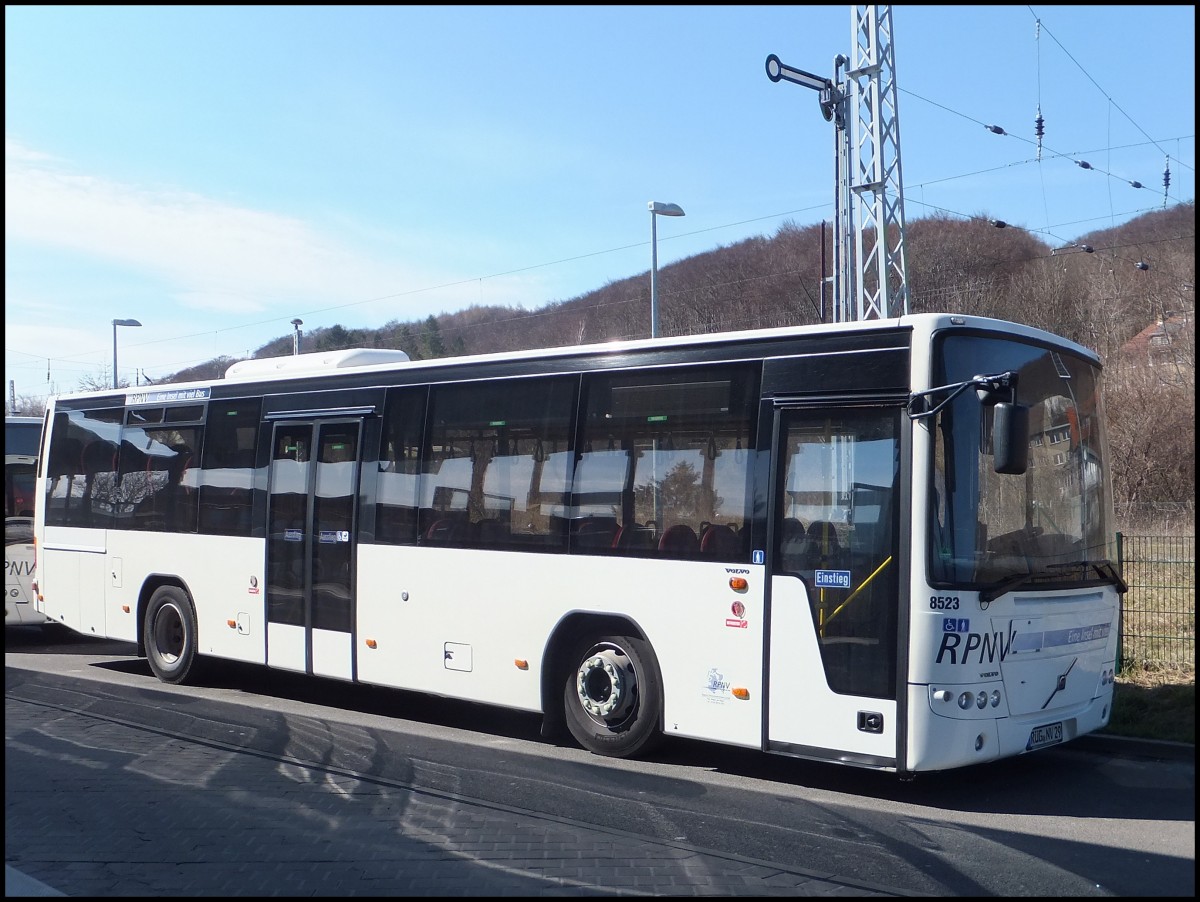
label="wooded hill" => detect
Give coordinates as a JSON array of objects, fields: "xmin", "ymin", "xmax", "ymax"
[{"xmin": 169, "ymin": 202, "xmax": 1195, "ymax": 509}]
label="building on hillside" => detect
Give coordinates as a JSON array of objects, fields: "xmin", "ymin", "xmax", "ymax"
[{"xmin": 1118, "ymin": 312, "xmax": 1193, "ymax": 385}]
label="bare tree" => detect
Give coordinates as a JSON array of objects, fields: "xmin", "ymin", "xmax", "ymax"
[{"xmin": 6, "ymin": 394, "xmax": 47, "ymax": 417}]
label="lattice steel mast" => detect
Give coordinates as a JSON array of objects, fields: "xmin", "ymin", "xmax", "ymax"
[{"xmin": 767, "ymin": 5, "xmax": 910, "ymax": 322}]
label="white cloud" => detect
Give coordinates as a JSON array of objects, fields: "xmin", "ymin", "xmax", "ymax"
[
  {"xmin": 3, "ymin": 137, "xmax": 593, "ymax": 399},
  {"xmin": 3, "ymin": 137, "xmax": 454, "ymax": 318}
]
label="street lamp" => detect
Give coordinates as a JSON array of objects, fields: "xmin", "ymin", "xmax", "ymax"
[
  {"xmin": 648, "ymin": 201, "xmax": 685, "ymax": 338},
  {"xmin": 291, "ymin": 318, "xmax": 303, "ymax": 355},
  {"xmin": 111, "ymin": 318, "xmax": 142, "ymax": 389}
]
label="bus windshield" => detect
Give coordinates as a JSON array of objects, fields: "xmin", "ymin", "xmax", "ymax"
[{"xmin": 928, "ymin": 334, "xmax": 1114, "ymax": 589}]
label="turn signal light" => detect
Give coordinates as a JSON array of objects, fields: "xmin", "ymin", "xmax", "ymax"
[
  {"xmin": 732, "ymin": 687, "xmax": 750, "ymax": 700},
  {"xmin": 122, "ymin": 605, "xmax": 131, "ymax": 614},
  {"xmin": 729, "ymin": 577, "xmax": 749, "ymax": 591},
  {"xmin": 514, "ymin": 659, "xmax": 529, "ymax": 670},
  {"xmin": 365, "ymin": 638, "xmax": 378, "ymax": 649}
]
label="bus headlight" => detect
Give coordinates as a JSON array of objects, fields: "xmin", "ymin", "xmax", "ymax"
[
  {"xmin": 976, "ymin": 691, "xmax": 988, "ymax": 709},
  {"xmin": 990, "ymin": 690, "xmax": 1002, "ymax": 707},
  {"xmin": 958, "ymin": 692, "xmax": 973, "ymax": 709}
]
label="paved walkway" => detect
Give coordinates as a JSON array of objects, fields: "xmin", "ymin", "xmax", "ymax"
[
  {"xmin": 5, "ymin": 693, "xmax": 897, "ymax": 897},
  {"xmin": 6, "ymin": 866, "xmax": 63, "ymax": 897}
]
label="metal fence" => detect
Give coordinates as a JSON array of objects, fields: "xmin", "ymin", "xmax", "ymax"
[{"xmin": 1116, "ymin": 533, "xmax": 1195, "ymax": 672}]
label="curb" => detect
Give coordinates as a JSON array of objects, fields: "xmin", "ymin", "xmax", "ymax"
[{"xmin": 1072, "ymin": 732, "xmax": 1195, "ymax": 761}]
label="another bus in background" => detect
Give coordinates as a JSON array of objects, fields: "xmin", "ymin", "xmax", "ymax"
[{"xmin": 6, "ymin": 415, "xmax": 46, "ymax": 626}]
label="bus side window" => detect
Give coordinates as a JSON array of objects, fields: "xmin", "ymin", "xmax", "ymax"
[
  {"xmin": 779, "ymin": 517, "xmax": 807, "ymax": 571},
  {"xmin": 197, "ymin": 398, "xmax": 261, "ymax": 537},
  {"xmin": 576, "ymin": 363, "xmax": 758, "ymax": 562},
  {"xmin": 376, "ymin": 387, "xmax": 426, "ymax": 545},
  {"xmin": 776, "ymin": 408, "xmax": 900, "ymax": 700},
  {"xmin": 658, "ymin": 523, "xmax": 699, "ymax": 556},
  {"xmin": 571, "ymin": 516, "xmax": 618, "ymax": 549},
  {"xmin": 700, "ymin": 522, "xmax": 742, "ymax": 559},
  {"xmin": 44, "ymin": 406, "xmax": 122, "ymax": 529},
  {"xmin": 420, "ymin": 377, "xmax": 575, "ymax": 551},
  {"xmin": 804, "ymin": 520, "xmax": 843, "ymax": 569}
]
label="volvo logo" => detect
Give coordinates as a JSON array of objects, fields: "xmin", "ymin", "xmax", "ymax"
[{"xmin": 1042, "ymin": 657, "xmax": 1077, "ymax": 710}]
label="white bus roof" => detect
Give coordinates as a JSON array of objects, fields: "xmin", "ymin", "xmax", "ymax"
[
  {"xmin": 224, "ymin": 348, "xmax": 411, "ymax": 379},
  {"xmin": 46, "ymin": 313, "xmax": 1100, "ymax": 404}
]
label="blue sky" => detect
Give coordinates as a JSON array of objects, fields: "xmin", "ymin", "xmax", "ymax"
[{"xmin": 5, "ymin": 5, "xmax": 1195, "ymax": 405}]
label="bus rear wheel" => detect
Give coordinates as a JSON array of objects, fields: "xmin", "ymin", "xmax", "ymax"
[
  {"xmin": 144, "ymin": 585, "xmax": 198, "ymax": 685},
  {"xmin": 563, "ymin": 633, "xmax": 663, "ymax": 758}
]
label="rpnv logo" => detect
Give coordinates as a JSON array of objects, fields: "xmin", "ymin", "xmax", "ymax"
[{"xmin": 814, "ymin": 570, "xmax": 851, "ymax": 589}]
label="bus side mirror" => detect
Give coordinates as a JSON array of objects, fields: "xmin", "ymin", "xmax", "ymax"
[{"xmin": 992, "ymin": 402, "xmax": 1029, "ymax": 475}]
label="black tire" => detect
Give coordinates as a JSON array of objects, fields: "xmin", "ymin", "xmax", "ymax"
[
  {"xmin": 563, "ymin": 633, "xmax": 663, "ymax": 758},
  {"xmin": 144, "ymin": 585, "xmax": 199, "ymax": 684}
]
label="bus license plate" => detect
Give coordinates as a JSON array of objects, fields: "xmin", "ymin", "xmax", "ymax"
[{"xmin": 1027, "ymin": 722, "xmax": 1063, "ymax": 751}]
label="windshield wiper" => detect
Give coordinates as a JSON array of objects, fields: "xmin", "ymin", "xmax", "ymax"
[
  {"xmin": 978, "ymin": 570, "xmax": 1031, "ymax": 603},
  {"xmin": 1046, "ymin": 559, "xmax": 1129, "ymax": 594}
]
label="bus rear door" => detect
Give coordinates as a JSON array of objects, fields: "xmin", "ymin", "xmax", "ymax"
[{"xmin": 265, "ymin": 416, "xmax": 363, "ymax": 680}]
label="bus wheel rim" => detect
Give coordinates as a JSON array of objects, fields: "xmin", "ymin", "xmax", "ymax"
[
  {"xmin": 576, "ymin": 648, "xmax": 633, "ymax": 720},
  {"xmin": 153, "ymin": 603, "xmax": 184, "ymax": 665}
]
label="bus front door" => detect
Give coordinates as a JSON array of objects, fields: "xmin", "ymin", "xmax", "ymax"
[
  {"xmin": 265, "ymin": 419, "xmax": 362, "ymax": 680},
  {"xmin": 766, "ymin": 405, "xmax": 902, "ymax": 769}
]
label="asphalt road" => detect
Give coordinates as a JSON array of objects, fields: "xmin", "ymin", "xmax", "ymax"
[{"xmin": 5, "ymin": 625, "xmax": 1195, "ymax": 896}]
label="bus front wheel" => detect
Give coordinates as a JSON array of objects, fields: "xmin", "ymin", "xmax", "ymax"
[
  {"xmin": 144, "ymin": 585, "xmax": 198, "ymax": 685},
  {"xmin": 563, "ymin": 633, "xmax": 663, "ymax": 758}
]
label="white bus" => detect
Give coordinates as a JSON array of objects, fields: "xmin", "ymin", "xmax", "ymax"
[
  {"xmin": 6, "ymin": 415, "xmax": 46, "ymax": 626},
  {"xmin": 31, "ymin": 314, "xmax": 1126, "ymax": 775}
]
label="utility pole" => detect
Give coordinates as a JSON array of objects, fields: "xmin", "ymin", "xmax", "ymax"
[{"xmin": 766, "ymin": 5, "xmax": 909, "ymax": 322}]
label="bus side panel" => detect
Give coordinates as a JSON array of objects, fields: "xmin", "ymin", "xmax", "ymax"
[
  {"xmin": 35, "ymin": 547, "xmax": 80, "ymax": 628},
  {"xmin": 355, "ymin": 545, "xmax": 766, "ymax": 749},
  {"xmin": 767, "ymin": 575, "xmax": 898, "ymax": 761},
  {"xmin": 105, "ymin": 531, "xmax": 268, "ymax": 664},
  {"xmin": 355, "ymin": 545, "xmax": 542, "ymax": 707},
  {"xmin": 39, "ymin": 529, "xmax": 106, "ymax": 635}
]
